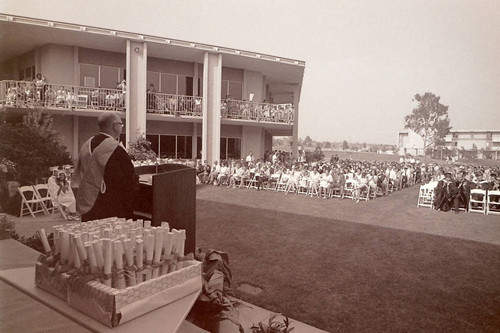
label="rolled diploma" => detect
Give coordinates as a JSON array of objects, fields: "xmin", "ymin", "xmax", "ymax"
[
  {"xmin": 74, "ymin": 235, "xmax": 87, "ymax": 265},
  {"xmin": 61, "ymin": 231, "xmax": 69, "ymax": 264},
  {"xmin": 123, "ymin": 239, "xmax": 136, "ymax": 286},
  {"xmin": 177, "ymin": 230, "xmax": 186, "ymax": 257},
  {"xmin": 68, "ymin": 235, "xmax": 75, "ymax": 266},
  {"xmin": 144, "ymin": 234, "xmax": 154, "ymax": 281},
  {"xmin": 85, "ymin": 242, "xmax": 98, "ymax": 274},
  {"xmin": 92, "ymin": 241, "xmax": 104, "ymax": 271},
  {"xmin": 53, "ymin": 229, "xmax": 60, "ymax": 255},
  {"xmin": 163, "ymin": 232, "xmax": 174, "ymax": 256},
  {"xmin": 152, "ymin": 229, "xmax": 164, "ymax": 278},
  {"xmin": 113, "ymin": 240, "xmax": 126, "ymax": 289},
  {"xmin": 102, "ymin": 238, "xmax": 112, "ymax": 286},
  {"xmin": 38, "ymin": 228, "xmax": 51, "ymax": 254},
  {"xmin": 161, "ymin": 221, "xmax": 169, "ymax": 229},
  {"xmin": 144, "ymin": 220, "xmax": 151, "ymax": 228},
  {"xmin": 135, "ymin": 239, "xmax": 144, "ymax": 282}
]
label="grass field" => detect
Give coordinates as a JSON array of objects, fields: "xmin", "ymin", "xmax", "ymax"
[{"xmin": 196, "ymin": 185, "xmax": 500, "ymax": 332}]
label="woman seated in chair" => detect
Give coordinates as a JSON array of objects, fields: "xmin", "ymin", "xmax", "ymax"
[
  {"xmin": 353, "ymin": 171, "xmax": 369, "ymax": 203},
  {"xmin": 308, "ymin": 167, "xmax": 321, "ymax": 196},
  {"xmin": 285, "ymin": 166, "xmax": 301, "ymax": 194},
  {"xmin": 48, "ymin": 169, "xmax": 79, "ymax": 220},
  {"xmin": 319, "ymin": 170, "xmax": 333, "ymax": 199},
  {"xmin": 56, "ymin": 86, "xmax": 67, "ymax": 107}
]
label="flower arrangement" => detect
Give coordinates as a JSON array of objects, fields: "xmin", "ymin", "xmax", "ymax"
[{"xmin": 127, "ymin": 133, "xmax": 157, "ymax": 161}]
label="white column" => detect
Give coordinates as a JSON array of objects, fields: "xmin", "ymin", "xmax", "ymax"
[
  {"xmin": 202, "ymin": 52, "xmax": 222, "ymax": 165},
  {"xmin": 292, "ymin": 85, "xmax": 300, "ymax": 159},
  {"xmin": 192, "ymin": 123, "xmax": 198, "ymax": 159},
  {"xmin": 73, "ymin": 116, "xmax": 79, "ymax": 163},
  {"xmin": 126, "ymin": 40, "xmax": 148, "ymax": 147}
]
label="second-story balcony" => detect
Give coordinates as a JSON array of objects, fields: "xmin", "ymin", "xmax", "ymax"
[
  {"xmin": 221, "ymin": 99, "xmax": 294, "ymax": 124},
  {"xmin": 0, "ymin": 80, "xmax": 294, "ymax": 125}
]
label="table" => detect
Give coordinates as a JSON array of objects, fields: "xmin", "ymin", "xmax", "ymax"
[{"xmin": 0, "ymin": 239, "xmax": 207, "ymax": 333}]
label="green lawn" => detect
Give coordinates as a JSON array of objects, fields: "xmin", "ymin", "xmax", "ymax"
[{"xmin": 196, "ymin": 188, "xmax": 500, "ymax": 332}]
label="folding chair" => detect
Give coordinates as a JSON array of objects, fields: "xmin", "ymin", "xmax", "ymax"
[
  {"xmin": 486, "ymin": 190, "xmax": 500, "ymax": 215},
  {"xmin": 469, "ymin": 189, "xmax": 486, "ymax": 214},
  {"xmin": 358, "ymin": 186, "xmax": 370, "ymax": 202},
  {"xmin": 343, "ymin": 180, "xmax": 355, "ymax": 200},
  {"xmin": 19, "ymin": 186, "xmax": 49, "ymax": 218},
  {"xmin": 307, "ymin": 180, "xmax": 320, "ymax": 197},
  {"xmin": 37, "ymin": 183, "xmax": 68, "ymax": 220},
  {"xmin": 417, "ymin": 184, "xmax": 435, "ymax": 209},
  {"xmin": 330, "ymin": 185, "xmax": 343, "ymax": 199},
  {"xmin": 246, "ymin": 175, "xmax": 258, "ymax": 189},
  {"xmin": 297, "ymin": 178, "xmax": 309, "ymax": 195},
  {"xmin": 369, "ymin": 186, "xmax": 384, "ymax": 200},
  {"xmin": 267, "ymin": 174, "xmax": 281, "ymax": 191},
  {"xmin": 275, "ymin": 175, "xmax": 289, "ymax": 192}
]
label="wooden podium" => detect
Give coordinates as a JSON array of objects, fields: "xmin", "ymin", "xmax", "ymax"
[{"xmin": 134, "ymin": 163, "xmax": 196, "ymax": 254}]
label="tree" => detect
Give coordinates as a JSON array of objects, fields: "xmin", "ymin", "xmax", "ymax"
[
  {"xmin": 404, "ymin": 92, "xmax": 451, "ymax": 156},
  {"xmin": 303, "ymin": 136, "xmax": 313, "ymax": 147},
  {"xmin": 342, "ymin": 140, "xmax": 349, "ymax": 150},
  {"xmin": 323, "ymin": 141, "xmax": 332, "ymax": 149},
  {"xmin": 0, "ymin": 110, "xmax": 72, "ymax": 184}
]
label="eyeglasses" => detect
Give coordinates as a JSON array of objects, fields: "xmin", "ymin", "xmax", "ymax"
[{"xmin": 114, "ymin": 122, "xmax": 124, "ymax": 127}]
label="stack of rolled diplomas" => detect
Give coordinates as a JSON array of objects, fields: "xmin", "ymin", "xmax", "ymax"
[{"xmin": 38, "ymin": 217, "xmax": 189, "ymax": 289}]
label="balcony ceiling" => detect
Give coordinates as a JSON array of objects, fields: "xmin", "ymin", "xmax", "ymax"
[{"xmin": 0, "ymin": 18, "xmax": 304, "ymax": 87}]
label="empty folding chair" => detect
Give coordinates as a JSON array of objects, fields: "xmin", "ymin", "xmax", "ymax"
[
  {"xmin": 486, "ymin": 190, "xmax": 500, "ymax": 215},
  {"xmin": 469, "ymin": 189, "xmax": 486, "ymax": 214},
  {"xmin": 19, "ymin": 186, "xmax": 49, "ymax": 218},
  {"xmin": 417, "ymin": 184, "xmax": 435, "ymax": 209}
]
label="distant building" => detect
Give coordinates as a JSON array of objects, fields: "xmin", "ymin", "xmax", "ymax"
[
  {"xmin": 398, "ymin": 129, "xmax": 500, "ymax": 158},
  {"xmin": 397, "ymin": 130, "xmax": 424, "ymax": 156},
  {"xmin": 443, "ymin": 130, "xmax": 500, "ymax": 151}
]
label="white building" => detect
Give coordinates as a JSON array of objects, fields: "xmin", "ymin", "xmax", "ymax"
[{"xmin": 0, "ymin": 12, "xmax": 304, "ymax": 165}]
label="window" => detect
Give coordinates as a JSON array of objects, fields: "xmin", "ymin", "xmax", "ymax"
[
  {"xmin": 197, "ymin": 137, "xmax": 202, "ymax": 159},
  {"xmin": 176, "ymin": 136, "xmax": 192, "ymax": 159},
  {"xmin": 160, "ymin": 135, "xmax": 176, "ymax": 158},
  {"xmin": 220, "ymin": 137, "xmax": 241, "ymax": 160},
  {"xmin": 227, "ymin": 138, "xmax": 241, "ymax": 159},
  {"xmin": 146, "ymin": 135, "xmax": 159, "ymax": 155},
  {"xmin": 222, "ymin": 80, "xmax": 243, "ymax": 100}
]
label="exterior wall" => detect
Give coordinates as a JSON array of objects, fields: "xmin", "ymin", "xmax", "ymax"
[
  {"xmin": 146, "ymin": 120, "xmax": 193, "ymax": 136},
  {"xmin": 243, "ymin": 70, "xmax": 263, "ymax": 102},
  {"xmin": 40, "ymin": 44, "xmax": 76, "ymax": 85},
  {"xmin": 148, "ymin": 57, "xmax": 194, "ymax": 76},
  {"xmin": 79, "ymin": 47, "xmax": 126, "ymax": 68},
  {"xmin": 51, "ymin": 114, "xmax": 76, "ymax": 158},
  {"xmin": 221, "ymin": 124, "xmax": 242, "ymax": 138},
  {"xmin": 222, "ymin": 67, "xmax": 243, "ymax": 82},
  {"xmin": 242, "ymin": 126, "xmax": 263, "ymax": 159}
]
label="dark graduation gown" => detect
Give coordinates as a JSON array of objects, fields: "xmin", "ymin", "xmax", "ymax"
[{"xmin": 81, "ymin": 134, "xmax": 139, "ymax": 222}]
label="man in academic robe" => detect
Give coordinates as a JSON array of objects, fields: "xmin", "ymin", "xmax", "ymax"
[
  {"xmin": 72, "ymin": 112, "xmax": 138, "ymax": 222},
  {"xmin": 453, "ymin": 171, "xmax": 472, "ymax": 214},
  {"xmin": 434, "ymin": 172, "xmax": 457, "ymax": 212}
]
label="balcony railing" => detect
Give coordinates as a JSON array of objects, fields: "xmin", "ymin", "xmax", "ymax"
[
  {"xmin": 221, "ymin": 99, "xmax": 294, "ymax": 124},
  {"xmin": 0, "ymin": 80, "xmax": 294, "ymax": 125},
  {"xmin": 0, "ymin": 80, "xmax": 126, "ymax": 111},
  {"xmin": 147, "ymin": 92, "xmax": 202, "ymax": 117}
]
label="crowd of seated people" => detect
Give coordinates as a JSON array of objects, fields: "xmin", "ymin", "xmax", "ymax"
[
  {"xmin": 425, "ymin": 164, "xmax": 500, "ymax": 214},
  {"xmin": 220, "ymin": 98, "xmax": 294, "ymax": 123},
  {"xmin": 194, "ymin": 153, "xmax": 438, "ymax": 203}
]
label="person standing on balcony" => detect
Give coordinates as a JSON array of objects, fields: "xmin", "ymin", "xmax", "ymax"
[
  {"xmin": 33, "ymin": 73, "xmax": 47, "ymax": 105},
  {"xmin": 72, "ymin": 112, "xmax": 139, "ymax": 222},
  {"xmin": 147, "ymin": 84, "xmax": 156, "ymax": 111}
]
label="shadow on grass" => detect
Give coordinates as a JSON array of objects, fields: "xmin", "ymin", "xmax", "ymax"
[{"xmin": 196, "ymin": 199, "xmax": 500, "ymax": 332}]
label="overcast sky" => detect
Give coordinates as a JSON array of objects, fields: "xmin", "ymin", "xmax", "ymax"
[{"xmin": 2, "ymin": 0, "xmax": 500, "ymax": 144}]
